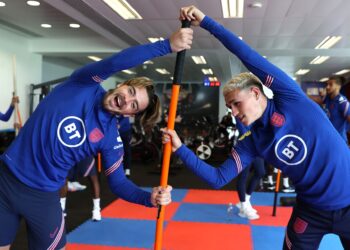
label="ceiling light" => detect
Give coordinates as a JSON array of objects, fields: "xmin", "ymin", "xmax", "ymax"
[
  {"xmin": 148, "ymin": 37, "xmax": 164, "ymax": 43},
  {"xmin": 143, "ymin": 60, "xmax": 154, "ymax": 64},
  {"xmin": 221, "ymin": 0, "xmax": 244, "ymax": 18},
  {"xmin": 41, "ymin": 24, "xmax": 52, "ymax": 28},
  {"xmin": 0, "ymin": 2, "xmax": 6, "ymax": 7},
  {"xmin": 295, "ymin": 69, "xmax": 310, "ymax": 75},
  {"xmin": 88, "ymin": 56, "xmax": 102, "ymax": 62},
  {"xmin": 202, "ymin": 68, "xmax": 213, "ymax": 75},
  {"xmin": 249, "ymin": 1, "xmax": 262, "ymax": 8},
  {"xmin": 309, "ymin": 56, "xmax": 330, "ymax": 65},
  {"xmin": 155, "ymin": 68, "xmax": 170, "ymax": 75},
  {"xmin": 122, "ymin": 69, "xmax": 136, "ymax": 74},
  {"xmin": 69, "ymin": 23, "xmax": 80, "ymax": 28},
  {"xmin": 319, "ymin": 77, "xmax": 329, "ymax": 82},
  {"xmin": 191, "ymin": 56, "xmax": 207, "ymax": 64},
  {"xmin": 315, "ymin": 36, "xmax": 342, "ymax": 49},
  {"xmin": 27, "ymin": 1, "xmax": 40, "ymax": 6},
  {"xmin": 103, "ymin": 0, "xmax": 142, "ymax": 20},
  {"xmin": 334, "ymin": 69, "xmax": 350, "ymax": 75}
]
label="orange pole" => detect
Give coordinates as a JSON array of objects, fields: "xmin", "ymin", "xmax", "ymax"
[
  {"xmin": 97, "ymin": 153, "xmax": 102, "ymax": 173},
  {"xmin": 15, "ymin": 103, "xmax": 22, "ymax": 128},
  {"xmin": 154, "ymin": 85, "xmax": 180, "ymax": 250},
  {"xmin": 12, "ymin": 55, "xmax": 22, "ymax": 134},
  {"xmin": 154, "ymin": 19, "xmax": 191, "ymax": 250},
  {"xmin": 275, "ymin": 170, "xmax": 281, "ymax": 192},
  {"xmin": 272, "ymin": 169, "xmax": 281, "ymax": 216}
]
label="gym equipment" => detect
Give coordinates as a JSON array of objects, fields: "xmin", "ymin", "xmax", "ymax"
[{"xmin": 154, "ymin": 19, "xmax": 191, "ymax": 250}]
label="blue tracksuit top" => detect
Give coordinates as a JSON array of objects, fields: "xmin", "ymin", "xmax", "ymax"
[
  {"xmin": 116, "ymin": 115, "xmax": 131, "ymax": 134},
  {"xmin": 323, "ymin": 94, "xmax": 350, "ymax": 143},
  {"xmin": 175, "ymin": 16, "xmax": 350, "ymax": 210},
  {"xmin": 0, "ymin": 105, "xmax": 14, "ymax": 121},
  {"xmin": 1, "ymin": 39, "xmax": 173, "ymax": 207}
]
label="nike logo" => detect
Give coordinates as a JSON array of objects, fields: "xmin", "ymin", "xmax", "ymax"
[{"xmin": 49, "ymin": 227, "xmax": 58, "ymax": 238}]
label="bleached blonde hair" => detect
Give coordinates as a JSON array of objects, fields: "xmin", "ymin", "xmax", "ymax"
[{"xmin": 223, "ymin": 72, "xmax": 265, "ymax": 97}]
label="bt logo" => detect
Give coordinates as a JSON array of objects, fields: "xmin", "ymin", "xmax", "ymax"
[
  {"xmin": 57, "ymin": 116, "xmax": 86, "ymax": 147},
  {"xmin": 275, "ymin": 134, "xmax": 307, "ymax": 166}
]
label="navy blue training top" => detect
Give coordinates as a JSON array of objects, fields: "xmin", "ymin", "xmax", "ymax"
[
  {"xmin": 323, "ymin": 94, "xmax": 350, "ymax": 143},
  {"xmin": 0, "ymin": 105, "xmax": 14, "ymax": 121},
  {"xmin": 175, "ymin": 16, "xmax": 350, "ymax": 211},
  {"xmin": 1, "ymin": 39, "xmax": 173, "ymax": 207}
]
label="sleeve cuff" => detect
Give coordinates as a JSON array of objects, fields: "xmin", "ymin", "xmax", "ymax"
[
  {"xmin": 174, "ymin": 144, "xmax": 190, "ymax": 158},
  {"xmin": 200, "ymin": 16, "xmax": 217, "ymax": 32},
  {"xmin": 159, "ymin": 39, "xmax": 172, "ymax": 54}
]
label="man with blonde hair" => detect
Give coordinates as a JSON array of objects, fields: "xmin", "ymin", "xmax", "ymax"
[{"xmin": 162, "ymin": 5, "xmax": 350, "ymax": 249}]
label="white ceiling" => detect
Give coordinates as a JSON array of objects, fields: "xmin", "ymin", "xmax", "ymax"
[{"xmin": 1, "ymin": 0, "xmax": 350, "ymax": 84}]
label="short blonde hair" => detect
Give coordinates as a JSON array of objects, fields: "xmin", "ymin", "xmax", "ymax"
[{"xmin": 223, "ymin": 72, "xmax": 264, "ymax": 96}]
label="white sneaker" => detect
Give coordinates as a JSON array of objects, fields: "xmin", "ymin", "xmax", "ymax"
[
  {"xmin": 92, "ymin": 209, "xmax": 101, "ymax": 221},
  {"xmin": 238, "ymin": 208, "xmax": 260, "ymax": 220},
  {"xmin": 68, "ymin": 181, "xmax": 87, "ymax": 192},
  {"xmin": 236, "ymin": 202, "xmax": 257, "ymax": 213}
]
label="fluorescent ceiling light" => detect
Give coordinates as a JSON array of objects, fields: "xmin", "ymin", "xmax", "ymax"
[
  {"xmin": 249, "ymin": 2, "xmax": 262, "ymax": 8},
  {"xmin": 295, "ymin": 69, "xmax": 310, "ymax": 75},
  {"xmin": 148, "ymin": 37, "xmax": 164, "ymax": 43},
  {"xmin": 143, "ymin": 60, "xmax": 153, "ymax": 64},
  {"xmin": 88, "ymin": 56, "xmax": 102, "ymax": 61},
  {"xmin": 103, "ymin": 0, "xmax": 142, "ymax": 20},
  {"xmin": 209, "ymin": 77, "xmax": 218, "ymax": 81},
  {"xmin": 69, "ymin": 23, "xmax": 80, "ymax": 28},
  {"xmin": 191, "ymin": 56, "xmax": 207, "ymax": 64},
  {"xmin": 315, "ymin": 36, "xmax": 342, "ymax": 49},
  {"xmin": 221, "ymin": 0, "xmax": 244, "ymax": 18},
  {"xmin": 309, "ymin": 56, "xmax": 330, "ymax": 65},
  {"xmin": 334, "ymin": 69, "xmax": 350, "ymax": 75},
  {"xmin": 27, "ymin": 1, "xmax": 40, "ymax": 6},
  {"xmin": 0, "ymin": 2, "xmax": 6, "ymax": 7},
  {"xmin": 155, "ymin": 68, "xmax": 170, "ymax": 75},
  {"xmin": 122, "ymin": 69, "xmax": 136, "ymax": 74},
  {"xmin": 319, "ymin": 77, "xmax": 329, "ymax": 82},
  {"xmin": 41, "ymin": 24, "xmax": 52, "ymax": 28},
  {"xmin": 202, "ymin": 68, "xmax": 213, "ymax": 75}
]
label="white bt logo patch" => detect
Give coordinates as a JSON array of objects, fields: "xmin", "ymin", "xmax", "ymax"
[
  {"xmin": 275, "ymin": 134, "xmax": 307, "ymax": 166},
  {"xmin": 57, "ymin": 116, "xmax": 86, "ymax": 147}
]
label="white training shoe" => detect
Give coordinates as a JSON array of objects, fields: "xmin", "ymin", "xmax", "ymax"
[
  {"xmin": 92, "ymin": 209, "xmax": 101, "ymax": 221},
  {"xmin": 68, "ymin": 181, "xmax": 87, "ymax": 192},
  {"xmin": 238, "ymin": 208, "xmax": 260, "ymax": 220},
  {"xmin": 236, "ymin": 202, "xmax": 257, "ymax": 213}
]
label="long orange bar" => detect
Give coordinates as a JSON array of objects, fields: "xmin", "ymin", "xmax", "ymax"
[
  {"xmin": 15, "ymin": 103, "xmax": 22, "ymax": 128},
  {"xmin": 97, "ymin": 153, "xmax": 102, "ymax": 173},
  {"xmin": 275, "ymin": 170, "xmax": 281, "ymax": 192},
  {"xmin": 154, "ymin": 84, "xmax": 180, "ymax": 250}
]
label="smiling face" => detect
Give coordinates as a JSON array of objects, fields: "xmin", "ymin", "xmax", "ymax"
[
  {"xmin": 103, "ymin": 84, "xmax": 149, "ymax": 116},
  {"xmin": 224, "ymin": 87, "xmax": 262, "ymax": 126}
]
